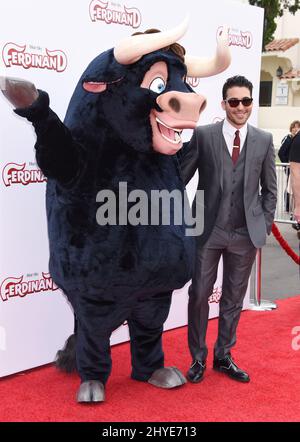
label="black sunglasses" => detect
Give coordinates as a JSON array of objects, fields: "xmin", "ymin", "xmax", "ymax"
[{"xmin": 224, "ymin": 97, "xmax": 253, "ymax": 108}]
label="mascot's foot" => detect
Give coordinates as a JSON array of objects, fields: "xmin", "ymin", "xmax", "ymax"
[
  {"xmin": 148, "ymin": 367, "xmax": 187, "ymax": 389},
  {"xmin": 77, "ymin": 380, "xmax": 105, "ymax": 403}
]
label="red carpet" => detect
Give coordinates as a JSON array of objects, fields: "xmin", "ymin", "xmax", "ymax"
[{"xmin": 1, "ymin": 296, "xmax": 300, "ymax": 422}]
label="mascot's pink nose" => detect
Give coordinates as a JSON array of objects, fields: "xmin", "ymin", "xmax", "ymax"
[{"xmin": 156, "ymin": 91, "xmax": 206, "ymax": 122}]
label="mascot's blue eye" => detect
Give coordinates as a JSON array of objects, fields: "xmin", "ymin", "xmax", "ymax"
[{"xmin": 149, "ymin": 77, "xmax": 166, "ymax": 94}]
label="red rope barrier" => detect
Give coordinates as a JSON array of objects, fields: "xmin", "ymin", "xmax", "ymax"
[{"xmin": 271, "ymin": 223, "xmax": 300, "ymax": 265}]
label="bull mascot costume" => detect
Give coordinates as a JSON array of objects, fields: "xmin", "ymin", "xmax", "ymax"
[{"xmin": 1, "ymin": 18, "xmax": 230, "ymax": 402}]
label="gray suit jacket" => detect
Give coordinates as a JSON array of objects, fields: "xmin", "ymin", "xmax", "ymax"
[{"xmin": 179, "ymin": 121, "xmax": 277, "ymax": 248}]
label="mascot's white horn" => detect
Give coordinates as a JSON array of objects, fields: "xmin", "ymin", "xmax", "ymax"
[
  {"xmin": 114, "ymin": 16, "xmax": 189, "ymax": 65},
  {"xmin": 185, "ymin": 25, "xmax": 231, "ymax": 78},
  {"xmin": 114, "ymin": 19, "xmax": 231, "ymax": 78}
]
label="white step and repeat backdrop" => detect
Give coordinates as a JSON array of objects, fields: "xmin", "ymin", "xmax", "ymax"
[{"xmin": 0, "ymin": 0, "xmax": 263, "ymax": 377}]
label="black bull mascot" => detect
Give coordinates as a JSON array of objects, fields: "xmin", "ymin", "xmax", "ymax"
[{"xmin": 1, "ymin": 19, "xmax": 230, "ymax": 402}]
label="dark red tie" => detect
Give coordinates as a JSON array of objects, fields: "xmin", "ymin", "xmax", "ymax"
[{"xmin": 232, "ymin": 130, "xmax": 240, "ymax": 165}]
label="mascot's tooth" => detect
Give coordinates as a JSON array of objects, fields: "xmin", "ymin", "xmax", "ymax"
[{"xmin": 175, "ymin": 132, "xmax": 181, "ymax": 142}]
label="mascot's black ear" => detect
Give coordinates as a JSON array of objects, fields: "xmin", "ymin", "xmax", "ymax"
[{"xmin": 82, "ymin": 48, "xmax": 128, "ymax": 85}]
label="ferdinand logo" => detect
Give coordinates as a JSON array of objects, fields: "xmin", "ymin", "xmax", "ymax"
[
  {"xmin": 2, "ymin": 43, "xmax": 67, "ymax": 72},
  {"xmin": 209, "ymin": 287, "xmax": 222, "ymax": 304},
  {"xmin": 89, "ymin": 0, "xmax": 141, "ymax": 29},
  {"xmin": 1, "ymin": 273, "xmax": 59, "ymax": 302},
  {"xmin": 187, "ymin": 77, "xmax": 200, "ymax": 88},
  {"xmin": 212, "ymin": 117, "xmax": 223, "ymax": 124},
  {"xmin": 2, "ymin": 163, "xmax": 47, "ymax": 187},
  {"xmin": 217, "ymin": 26, "xmax": 253, "ymax": 49}
]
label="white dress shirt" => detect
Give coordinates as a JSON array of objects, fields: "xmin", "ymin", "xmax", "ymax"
[{"xmin": 222, "ymin": 118, "xmax": 248, "ymax": 157}]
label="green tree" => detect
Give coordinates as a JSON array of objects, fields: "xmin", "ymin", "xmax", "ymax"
[{"xmin": 249, "ymin": 1, "xmax": 300, "ymax": 49}]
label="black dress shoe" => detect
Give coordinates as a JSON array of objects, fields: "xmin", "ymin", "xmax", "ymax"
[
  {"xmin": 186, "ymin": 360, "xmax": 206, "ymax": 383},
  {"xmin": 213, "ymin": 354, "xmax": 250, "ymax": 383}
]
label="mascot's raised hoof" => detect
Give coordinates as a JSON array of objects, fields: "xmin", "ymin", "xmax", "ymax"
[
  {"xmin": 77, "ymin": 380, "xmax": 105, "ymax": 403},
  {"xmin": 148, "ymin": 367, "xmax": 187, "ymax": 388}
]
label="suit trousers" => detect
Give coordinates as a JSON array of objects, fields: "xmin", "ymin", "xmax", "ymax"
[{"xmin": 188, "ymin": 225, "xmax": 257, "ymax": 361}]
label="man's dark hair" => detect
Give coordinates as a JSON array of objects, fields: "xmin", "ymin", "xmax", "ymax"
[{"xmin": 222, "ymin": 75, "xmax": 253, "ymax": 100}]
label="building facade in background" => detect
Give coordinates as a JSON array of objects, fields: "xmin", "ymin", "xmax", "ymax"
[{"xmin": 259, "ymin": 10, "xmax": 300, "ymax": 148}]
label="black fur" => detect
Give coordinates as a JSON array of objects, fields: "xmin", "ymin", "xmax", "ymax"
[{"xmin": 55, "ymin": 334, "xmax": 77, "ymax": 373}]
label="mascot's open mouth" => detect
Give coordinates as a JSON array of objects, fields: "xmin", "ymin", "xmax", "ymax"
[
  {"xmin": 151, "ymin": 106, "xmax": 201, "ymax": 155},
  {"xmin": 150, "ymin": 110, "xmax": 198, "ymax": 155},
  {"xmin": 155, "ymin": 117, "xmax": 183, "ymax": 145}
]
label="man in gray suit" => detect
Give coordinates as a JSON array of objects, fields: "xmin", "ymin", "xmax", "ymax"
[{"xmin": 179, "ymin": 75, "xmax": 277, "ymax": 383}]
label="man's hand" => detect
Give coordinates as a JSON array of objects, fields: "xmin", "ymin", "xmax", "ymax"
[{"xmin": 0, "ymin": 76, "xmax": 38, "ymax": 108}]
